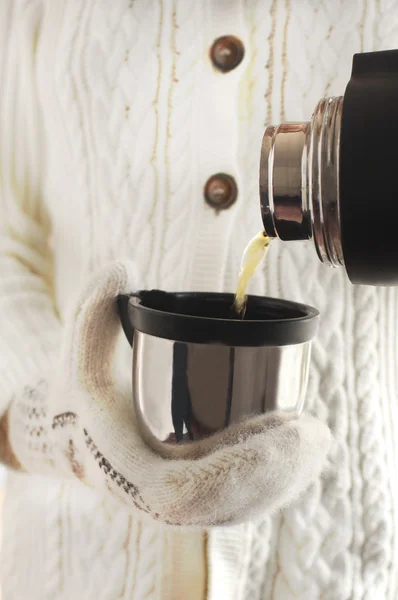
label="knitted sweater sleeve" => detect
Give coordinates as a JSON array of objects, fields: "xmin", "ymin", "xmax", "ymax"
[{"xmin": 0, "ymin": 0, "xmax": 61, "ymax": 424}]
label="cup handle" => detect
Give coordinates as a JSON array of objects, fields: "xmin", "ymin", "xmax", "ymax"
[{"xmin": 117, "ymin": 293, "xmax": 135, "ymax": 347}]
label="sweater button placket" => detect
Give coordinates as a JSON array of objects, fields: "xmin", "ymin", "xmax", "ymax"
[
  {"xmin": 204, "ymin": 37, "xmax": 244, "ymax": 213},
  {"xmin": 189, "ymin": 19, "xmax": 246, "ymax": 292}
]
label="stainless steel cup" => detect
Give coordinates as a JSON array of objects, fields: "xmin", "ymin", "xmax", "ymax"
[{"xmin": 118, "ymin": 291, "xmax": 319, "ymax": 456}]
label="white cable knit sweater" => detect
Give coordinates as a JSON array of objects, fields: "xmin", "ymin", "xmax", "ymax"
[{"xmin": 1, "ymin": 0, "xmax": 398, "ymax": 599}]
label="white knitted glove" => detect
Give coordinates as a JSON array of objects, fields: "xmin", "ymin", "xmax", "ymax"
[{"xmin": 8, "ymin": 261, "xmax": 332, "ymax": 527}]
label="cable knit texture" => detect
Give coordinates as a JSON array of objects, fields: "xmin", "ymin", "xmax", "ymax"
[{"xmin": 1, "ymin": 0, "xmax": 398, "ymax": 599}]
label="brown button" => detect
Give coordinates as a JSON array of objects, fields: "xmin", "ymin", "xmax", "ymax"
[
  {"xmin": 204, "ymin": 173, "xmax": 238, "ymax": 211},
  {"xmin": 210, "ymin": 36, "xmax": 244, "ymax": 72}
]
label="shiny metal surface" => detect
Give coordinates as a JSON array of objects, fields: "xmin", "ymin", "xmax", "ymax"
[
  {"xmin": 260, "ymin": 122, "xmax": 312, "ymax": 241},
  {"xmin": 132, "ymin": 330, "xmax": 312, "ymax": 453},
  {"xmin": 260, "ymin": 96, "xmax": 344, "ymax": 267},
  {"xmin": 311, "ymin": 97, "xmax": 344, "ymax": 266}
]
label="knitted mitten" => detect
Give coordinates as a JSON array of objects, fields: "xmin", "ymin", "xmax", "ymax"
[{"xmin": 7, "ymin": 260, "xmax": 332, "ymax": 527}]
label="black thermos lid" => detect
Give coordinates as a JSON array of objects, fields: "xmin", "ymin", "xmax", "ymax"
[{"xmin": 340, "ymin": 49, "xmax": 398, "ymax": 285}]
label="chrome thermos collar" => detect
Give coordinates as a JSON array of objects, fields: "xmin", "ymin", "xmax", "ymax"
[
  {"xmin": 260, "ymin": 96, "xmax": 344, "ymax": 268},
  {"xmin": 260, "ymin": 49, "xmax": 398, "ymax": 286}
]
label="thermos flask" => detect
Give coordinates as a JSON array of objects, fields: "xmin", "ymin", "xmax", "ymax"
[{"xmin": 260, "ymin": 49, "xmax": 398, "ymax": 285}]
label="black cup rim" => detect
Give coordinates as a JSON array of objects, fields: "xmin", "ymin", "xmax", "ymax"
[{"xmin": 126, "ymin": 291, "xmax": 319, "ymax": 347}]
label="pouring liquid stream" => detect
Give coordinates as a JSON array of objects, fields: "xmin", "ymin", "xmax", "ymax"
[{"xmin": 233, "ymin": 231, "xmax": 271, "ymax": 318}]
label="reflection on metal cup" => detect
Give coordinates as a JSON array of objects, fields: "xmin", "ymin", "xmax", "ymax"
[{"xmin": 118, "ymin": 291, "xmax": 319, "ymax": 457}]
